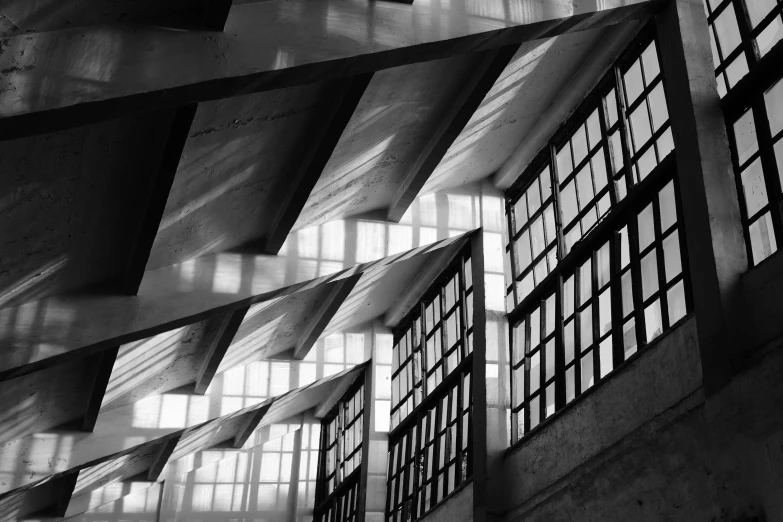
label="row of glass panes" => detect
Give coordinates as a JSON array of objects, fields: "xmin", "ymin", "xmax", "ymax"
[
  {"xmin": 386, "ymin": 370, "xmax": 472, "ymax": 522},
  {"xmin": 507, "ymin": 38, "xmax": 674, "ymax": 308},
  {"xmin": 390, "ymin": 256, "xmax": 474, "ymax": 431},
  {"xmin": 322, "ymin": 383, "xmax": 364, "ymax": 498},
  {"xmin": 730, "ymin": 76, "xmax": 783, "ymax": 265},
  {"xmin": 510, "ymin": 180, "xmax": 689, "ymax": 441},
  {"xmin": 703, "ymin": 0, "xmax": 783, "ymax": 96},
  {"xmin": 316, "ymin": 476, "xmax": 360, "ymax": 522}
]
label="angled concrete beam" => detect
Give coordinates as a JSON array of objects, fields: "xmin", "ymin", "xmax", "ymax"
[
  {"xmin": 119, "ymin": 104, "xmax": 198, "ymax": 296},
  {"xmin": 384, "ymin": 236, "xmax": 468, "ymax": 327},
  {"xmin": 264, "ymin": 74, "xmax": 373, "ymax": 254},
  {"xmin": 200, "ymin": 0, "xmax": 234, "ymax": 30},
  {"xmin": 232, "ymin": 403, "xmax": 271, "ymax": 449},
  {"xmin": 51, "ymin": 471, "xmax": 79, "ymax": 517},
  {"xmin": 0, "ymin": 232, "xmax": 466, "ymax": 384},
  {"xmin": 81, "ymin": 347, "xmax": 120, "ymax": 432},
  {"xmin": 294, "ymin": 275, "xmax": 362, "ymax": 360},
  {"xmin": 0, "ymin": 0, "xmax": 656, "ymax": 141},
  {"xmin": 387, "ymin": 45, "xmax": 521, "ymax": 222},
  {"xmin": 314, "ymin": 368, "xmax": 364, "ymax": 419},
  {"xmin": 148, "ymin": 436, "xmax": 182, "ymax": 482},
  {"xmin": 194, "ymin": 306, "xmax": 250, "ymax": 394}
]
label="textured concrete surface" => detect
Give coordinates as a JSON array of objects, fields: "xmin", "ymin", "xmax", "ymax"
[
  {"xmin": 0, "ymin": 111, "xmax": 171, "ymax": 308},
  {"xmin": 147, "ymin": 81, "xmax": 333, "ymax": 270},
  {"xmin": 419, "ymin": 482, "xmax": 473, "ymax": 522}
]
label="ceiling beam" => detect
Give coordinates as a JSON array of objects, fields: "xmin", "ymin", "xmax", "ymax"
[
  {"xmin": 232, "ymin": 403, "xmax": 272, "ymax": 449},
  {"xmin": 294, "ymin": 275, "xmax": 362, "ymax": 360},
  {"xmin": 0, "ymin": 0, "xmax": 656, "ymax": 141},
  {"xmin": 119, "ymin": 104, "xmax": 198, "ymax": 296},
  {"xmin": 200, "ymin": 0, "xmax": 234, "ymax": 31},
  {"xmin": 264, "ymin": 74, "xmax": 373, "ymax": 254},
  {"xmin": 81, "ymin": 347, "xmax": 120, "ymax": 432},
  {"xmin": 0, "ymin": 233, "xmax": 465, "ymax": 384},
  {"xmin": 194, "ymin": 306, "xmax": 250, "ymax": 394},
  {"xmin": 51, "ymin": 471, "xmax": 79, "ymax": 517},
  {"xmin": 386, "ymin": 45, "xmax": 520, "ymax": 222},
  {"xmin": 147, "ymin": 435, "xmax": 182, "ymax": 482},
  {"xmin": 314, "ymin": 369, "xmax": 364, "ymax": 419},
  {"xmin": 384, "ymin": 236, "xmax": 468, "ymax": 327}
]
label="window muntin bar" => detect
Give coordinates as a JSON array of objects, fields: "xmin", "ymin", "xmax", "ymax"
[
  {"xmin": 510, "ymin": 173, "xmax": 690, "ymax": 442},
  {"xmin": 316, "ymin": 380, "xmax": 365, "ymax": 522},
  {"xmin": 505, "ymin": 29, "xmax": 674, "ymax": 307},
  {"xmin": 703, "ymin": 0, "xmax": 783, "ymax": 97}
]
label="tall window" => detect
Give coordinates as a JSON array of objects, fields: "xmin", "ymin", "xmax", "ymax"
[
  {"xmin": 703, "ymin": 0, "xmax": 782, "ymax": 96},
  {"xmin": 315, "ymin": 378, "xmax": 365, "ymax": 522},
  {"xmin": 705, "ymin": 0, "xmax": 783, "ymax": 265},
  {"xmin": 506, "ymin": 27, "xmax": 691, "ymax": 443},
  {"xmin": 386, "ymin": 248, "xmax": 474, "ymax": 521}
]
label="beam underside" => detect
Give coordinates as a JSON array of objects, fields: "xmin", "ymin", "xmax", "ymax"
[
  {"xmin": 194, "ymin": 306, "xmax": 250, "ymax": 394},
  {"xmin": 82, "ymin": 347, "xmax": 120, "ymax": 432}
]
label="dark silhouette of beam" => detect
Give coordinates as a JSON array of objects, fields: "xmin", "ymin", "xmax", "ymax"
[
  {"xmin": 232, "ymin": 403, "xmax": 272, "ymax": 449},
  {"xmin": 119, "ymin": 104, "xmax": 198, "ymax": 295},
  {"xmin": 263, "ymin": 74, "xmax": 374, "ymax": 254},
  {"xmin": 51, "ymin": 471, "xmax": 79, "ymax": 517},
  {"xmin": 293, "ymin": 275, "xmax": 361, "ymax": 360},
  {"xmin": 194, "ymin": 306, "xmax": 250, "ymax": 394},
  {"xmin": 200, "ymin": 0, "xmax": 234, "ymax": 30},
  {"xmin": 387, "ymin": 44, "xmax": 521, "ymax": 222},
  {"xmin": 147, "ymin": 435, "xmax": 182, "ymax": 481},
  {"xmin": 81, "ymin": 347, "xmax": 120, "ymax": 432}
]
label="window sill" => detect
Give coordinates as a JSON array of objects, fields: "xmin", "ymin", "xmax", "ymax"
[{"xmin": 504, "ymin": 312, "xmax": 695, "ymax": 458}]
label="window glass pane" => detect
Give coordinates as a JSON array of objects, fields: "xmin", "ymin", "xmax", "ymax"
[
  {"xmin": 714, "ymin": 7, "xmax": 742, "ymax": 55},
  {"xmin": 528, "ymin": 178, "xmax": 541, "ymax": 215},
  {"xmin": 638, "ymin": 147, "xmax": 657, "ymax": 180},
  {"xmin": 530, "ymin": 216, "xmax": 546, "ymax": 258},
  {"xmin": 758, "ymin": 18, "xmax": 783, "ymax": 56},
  {"xmin": 638, "ymin": 203, "xmax": 655, "ymax": 252},
  {"xmin": 579, "ymin": 258, "xmax": 592, "ymax": 304},
  {"xmin": 667, "ymin": 281, "xmax": 687, "ymax": 325},
  {"xmin": 620, "ymin": 226, "xmax": 630, "ymax": 268},
  {"xmin": 747, "ymin": 0, "xmax": 777, "ymax": 27},
  {"xmin": 544, "ymin": 205, "xmax": 556, "ymax": 244},
  {"xmin": 766, "ymin": 78, "xmax": 783, "ymax": 137},
  {"xmin": 564, "ymin": 319, "xmax": 575, "ymax": 364},
  {"xmin": 596, "ymin": 242, "xmax": 611, "ymax": 289},
  {"xmin": 725, "ymin": 54, "xmax": 749, "ymax": 88},
  {"xmin": 564, "ymin": 275, "xmax": 575, "ymax": 317},
  {"xmin": 545, "ymin": 294, "xmax": 556, "ymax": 336},
  {"xmin": 541, "ymin": 167, "xmax": 552, "ymax": 201},
  {"xmin": 659, "ymin": 182, "xmax": 677, "ymax": 233},
  {"xmin": 657, "ymin": 127, "xmax": 675, "ymax": 161},
  {"xmin": 593, "ymin": 150, "xmax": 608, "ymax": 192},
  {"xmin": 557, "ymin": 146, "xmax": 573, "ymax": 182},
  {"xmin": 545, "ymin": 340, "xmax": 556, "ymax": 381},
  {"xmin": 530, "ymin": 308, "xmax": 540, "ymax": 349},
  {"xmin": 606, "ymin": 89, "xmax": 618, "ymax": 127},
  {"xmin": 598, "ymin": 289, "xmax": 612, "ymax": 336},
  {"xmin": 648, "ymin": 83, "xmax": 668, "ymax": 131},
  {"xmin": 623, "ymin": 318, "xmax": 637, "ymax": 359},
  {"xmin": 641, "ymin": 250, "xmax": 659, "ymax": 300},
  {"xmin": 529, "ymin": 397, "xmax": 540, "ymax": 429},
  {"xmin": 630, "ymin": 103, "xmax": 652, "ymax": 152},
  {"xmin": 734, "ymin": 110, "xmax": 759, "ymax": 165},
  {"xmin": 624, "ymin": 60, "xmax": 644, "ymax": 105},
  {"xmin": 514, "ymin": 197, "xmax": 528, "ymax": 229},
  {"xmin": 573, "ymin": 125, "xmax": 589, "ymax": 166},
  {"xmin": 741, "ymin": 159, "xmax": 769, "ymax": 218},
  {"xmin": 621, "ymin": 270, "xmax": 634, "ymax": 317},
  {"xmin": 641, "ymin": 41, "xmax": 660, "ymax": 82},
  {"xmin": 749, "ymin": 212, "xmax": 778, "ymax": 264},
  {"xmin": 663, "ymin": 234, "xmax": 682, "ymax": 282},
  {"xmin": 599, "ymin": 338, "xmax": 613, "ymax": 378},
  {"xmin": 530, "ymin": 351, "xmax": 540, "ymax": 392},
  {"xmin": 515, "ymin": 231, "xmax": 531, "ymax": 272},
  {"xmin": 580, "ymin": 306, "xmax": 593, "ymax": 350},
  {"xmin": 610, "ymin": 132, "xmax": 624, "ymax": 174},
  {"xmin": 775, "ymin": 140, "xmax": 783, "ymax": 189},
  {"xmin": 644, "ymin": 299, "xmax": 663, "ymax": 342},
  {"xmin": 561, "ymin": 181, "xmax": 578, "ymax": 225},
  {"xmin": 565, "ymin": 366, "xmax": 576, "ymax": 403},
  {"xmin": 580, "ymin": 352, "xmax": 594, "ymax": 392},
  {"xmin": 576, "ymin": 164, "xmax": 595, "ymax": 206},
  {"xmin": 587, "ymin": 110, "xmax": 602, "ymax": 148}
]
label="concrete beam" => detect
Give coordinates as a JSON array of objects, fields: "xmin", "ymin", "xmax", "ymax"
[
  {"xmin": 264, "ymin": 74, "xmax": 373, "ymax": 254},
  {"xmin": 0, "ymin": 233, "xmax": 465, "ymax": 384},
  {"xmin": 232, "ymin": 404, "xmax": 271, "ymax": 449},
  {"xmin": 200, "ymin": 0, "xmax": 234, "ymax": 31},
  {"xmin": 314, "ymin": 368, "xmax": 364, "ymax": 419},
  {"xmin": 81, "ymin": 347, "xmax": 120, "ymax": 432},
  {"xmin": 655, "ymin": 0, "xmax": 748, "ymax": 393},
  {"xmin": 194, "ymin": 306, "xmax": 250, "ymax": 394},
  {"xmin": 293, "ymin": 275, "xmax": 362, "ymax": 360},
  {"xmin": 493, "ymin": 20, "xmax": 644, "ymax": 189},
  {"xmin": 387, "ymin": 45, "xmax": 520, "ymax": 222},
  {"xmin": 0, "ymin": 0, "xmax": 656, "ymax": 141},
  {"xmin": 384, "ymin": 236, "xmax": 467, "ymax": 327},
  {"xmin": 119, "ymin": 104, "xmax": 198, "ymax": 296},
  {"xmin": 51, "ymin": 471, "xmax": 79, "ymax": 517},
  {"xmin": 0, "ymin": 365, "xmax": 365, "ymax": 497},
  {"xmin": 147, "ymin": 436, "xmax": 181, "ymax": 482}
]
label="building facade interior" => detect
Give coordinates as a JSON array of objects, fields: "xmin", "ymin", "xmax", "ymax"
[{"xmin": 0, "ymin": 0, "xmax": 782, "ymax": 520}]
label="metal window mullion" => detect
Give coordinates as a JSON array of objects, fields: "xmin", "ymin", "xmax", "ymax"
[
  {"xmin": 734, "ymin": 0, "xmax": 761, "ymax": 66},
  {"xmin": 523, "ymin": 314, "xmax": 532, "ymax": 433},
  {"xmin": 554, "ymin": 274, "xmax": 566, "ymax": 410},
  {"xmin": 614, "ymin": 64, "xmax": 637, "ymax": 189},
  {"xmin": 572, "ymin": 265, "xmax": 583, "ymax": 397},
  {"xmin": 651, "ymin": 193, "xmax": 670, "ymax": 331},
  {"xmin": 550, "ymin": 144, "xmax": 568, "ymax": 259},
  {"xmin": 627, "ymin": 200, "xmax": 648, "ymax": 348},
  {"xmin": 590, "ymin": 249, "xmax": 600, "ymax": 383},
  {"xmin": 753, "ymin": 98, "xmax": 783, "ymax": 243},
  {"xmin": 609, "ymin": 230, "xmax": 625, "ymax": 369},
  {"xmin": 538, "ymin": 300, "xmax": 547, "ymax": 422},
  {"xmin": 598, "ymin": 95, "xmax": 620, "ymax": 205},
  {"xmin": 506, "ymin": 204, "xmax": 520, "ymax": 306}
]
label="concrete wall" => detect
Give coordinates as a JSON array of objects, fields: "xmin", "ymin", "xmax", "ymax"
[{"xmin": 418, "ymin": 483, "xmax": 473, "ymax": 522}]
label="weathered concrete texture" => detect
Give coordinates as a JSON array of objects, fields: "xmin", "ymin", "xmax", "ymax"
[
  {"xmin": 0, "ymin": 111, "xmax": 171, "ymax": 309},
  {"xmin": 422, "ymin": 28, "xmax": 607, "ymax": 196},
  {"xmin": 503, "ymin": 318, "xmax": 702, "ymax": 514},
  {"xmin": 0, "ymin": 0, "xmax": 200, "ymax": 37},
  {"xmin": 147, "ymin": 81, "xmax": 332, "ymax": 270},
  {"xmin": 419, "ymin": 483, "xmax": 473, "ymax": 522},
  {"xmin": 101, "ymin": 315, "xmax": 227, "ymax": 413},
  {"xmin": 293, "ymin": 54, "xmax": 485, "ymax": 231},
  {"xmin": 0, "ymin": 357, "xmax": 97, "ymax": 445},
  {"xmin": 741, "ymin": 249, "xmax": 783, "ymax": 353}
]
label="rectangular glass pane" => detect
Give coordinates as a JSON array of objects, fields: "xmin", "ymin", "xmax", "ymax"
[
  {"xmin": 641, "ymin": 249, "xmax": 659, "ymax": 300},
  {"xmin": 663, "ymin": 233, "xmax": 682, "ymax": 282},
  {"xmin": 741, "ymin": 159, "xmax": 769, "ymax": 218},
  {"xmin": 667, "ymin": 280, "xmax": 687, "ymax": 325},
  {"xmin": 734, "ymin": 110, "xmax": 759, "ymax": 165}
]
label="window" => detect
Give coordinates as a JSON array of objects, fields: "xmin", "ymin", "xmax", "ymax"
[
  {"xmin": 386, "ymin": 248, "xmax": 474, "ymax": 521},
  {"xmin": 506, "ymin": 28, "xmax": 673, "ymax": 307},
  {"xmin": 390, "ymin": 251, "xmax": 474, "ymax": 431},
  {"xmin": 703, "ymin": 0, "xmax": 783, "ymax": 97},
  {"xmin": 386, "ymin": 370, "xmax": 472, "ymax": 521},
  {"xmin": 709, "ymin": 0, "xmax": 783, "ymax": 265},
  {"xmin": 506, "ymin": 27, "xmax": 691, "ymax": 443},
  {"xmin": 315, "ymin": 378, "xmax": 365, "ymax": 522}
]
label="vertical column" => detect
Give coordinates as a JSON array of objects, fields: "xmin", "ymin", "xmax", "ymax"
[
  {"xmin": 655, "ymin": 0, "xmax": 748, "ymax": 393},
  {"xmin": 470, "ymin": 229, "xmax": 489, "ymax": 522}
]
